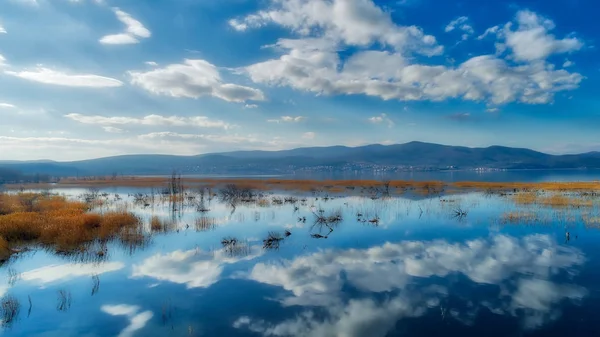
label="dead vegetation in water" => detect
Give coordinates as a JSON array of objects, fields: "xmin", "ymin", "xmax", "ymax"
[
  {"xmin": 500, "ymin": 211, "xmax": 544, "ymax": 225},
  {"xmin": 0, "ymin": 295, "xmax": 19, "ymax": 327},
  {"xmin": 263, "ymin": 232, "xmax": 284, "ymax": 250},
  {"xmin": 0, "ymin": 192, "xmax": 142, "ymax": 261}
]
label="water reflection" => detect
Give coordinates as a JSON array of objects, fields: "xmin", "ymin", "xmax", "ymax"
[
  {"xmin": 101, "ymin": 304, "xmax": 153, "ymax": 337},
  {"xmin": 236, "ymin": 234, "xmax": 586, "ymax": 336},
  {"xmin": 0, "ymin": 187, "xmax": 597, "ymax": 336},
  {"xmin": 131, "ymin": 245, "xmax": 263, "ymax": 289}
]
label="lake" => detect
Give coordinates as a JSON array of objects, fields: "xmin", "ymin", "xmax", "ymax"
[
  {"xmin": 144, "ymin": 169, "xmax": 600, "ymax": 183},
  {"xmin": 1, "ymin": 186, "xmax": 599, "ymax": 337}
]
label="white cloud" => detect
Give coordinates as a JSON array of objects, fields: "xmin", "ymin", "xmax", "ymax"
[
  {"xmin": 0, "ymin": 54, "xmax": 8, "ymax": 67},
  {"xmin": 368, "ymin": 113, "xmax": 394, "ymax": 127},
  {"xmin": 5, "ymin": 67, "xmax": 123, "ymax": 88},
  {"xmin": 477, "ymin": 25, "xmax": 499, "ymax": 40},
  {"xmin": 268, "ymin": 116, "xmax": 305, "ymax": 123},
  {"xmin": 236, "ymin": 234, "xmax": 586, "ymax": 336},
  {"xmin": 563, "ymin": 59, "xmax": 574, "ymax": 68},
  {"xmin": 0, "ymin": 23, "xmax": 6, "ymax": 34},
  {"xmin": 144, "ymin": 61, "xmax": 158, "ymax": 66},
  {"xmin": 100, "ymin": 33, "xmax": 139, "ymax": 45},
  {"xmin": 21, "ymin": 262, "xmax": 124, "ymax": 284},
  {"xmin": 229, "ymin": 0, "xmax": 443, "ymax": 56},
  {"xmin": 131, "ymin": 246, "xmax": 263, "ymax": 288},
  {"xmin": 238, "ymin": 6, "xmax": 583, "ymax": 105},
  {"xmin": 103, "ymin": 126, "xmax": 125, "ymax": 133},
  {"xmin": 245, "ymin": 43, "xmax": 582, "ymax": 104},
  {"xmin": 101, "ymin": 304, "xmax": 153, "ymax": 337},
  {"xmin": 244, "ymin": 104, "xmax": 259, "ymax": 109},
  {"xmin": 445, "ymin": 16, "xmax": 474, "ymax": 40},
  {"xmin": 99, "ymin": 8, "xmax": 151, "ymax": 45},
  {"xmin": 0, "ymin": 103, "xmax": 16, "ymax": 109},
  {"xmin": 480, "ymin": 10, "xmax": 583, "ymax": 62},
  {"xmin": 302, "ymin": 131, "xmax": 315, "ymax": 139},
  {"xmin": 65, "ymin": 113, "xmax": 234, "ymax": 130},
  {"xmin": 129, "ymin": 59, "xmax": 265, "ymax": 102}
]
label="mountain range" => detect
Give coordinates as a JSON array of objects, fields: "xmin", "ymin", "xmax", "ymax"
[{"xmin": 2, "ymin": 141, "xmax": 600, "ymax": 177}]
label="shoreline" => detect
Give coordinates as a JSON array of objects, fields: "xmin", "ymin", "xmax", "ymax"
[{"xmin": 4, "ymin": 177, "xmax": 600, "ymax": 193}]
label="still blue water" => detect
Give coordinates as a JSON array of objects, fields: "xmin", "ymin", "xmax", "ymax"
[{"xmin": 1, "ymin": 187, "xmax": 599, "ymax": 337}]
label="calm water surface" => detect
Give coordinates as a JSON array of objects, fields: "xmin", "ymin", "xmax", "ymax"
[{"xmin": 1, "ymin": 186, "xmax": 600, "ymax": 337}]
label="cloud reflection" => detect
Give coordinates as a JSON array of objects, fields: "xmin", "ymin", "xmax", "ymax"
[
  {"xmin": 101, "ymin": 304, "xmax": 153, "ymax": 337},
  {"xmin": 131, "ymin": 245, "xmax": 263, "ymax": 288},
  {"xmin": 236, "ymin": 234, "xmax": 586, "ymax": 336},
  {"xmin": 21, "ymin": 262, "xmax": 125, "ymax": 285}
]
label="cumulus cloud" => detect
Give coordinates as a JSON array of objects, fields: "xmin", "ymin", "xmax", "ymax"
[
  {"xmin": 445, "ymin": 16, "xmax": 474, "ymax": 40},
  {"xmin": 267, "ymin": 116, "xmax": 305, "ymax": 123},
  {"xmin": 65, "ymin": 113, "xmax": 234, "ymax": 130},
  {"xmin": 235, "ymin": 4, "xmax": 583, "ymax": 105},
  {"xmin": 368, "ymin": 113, "xmax": 394, "ymax": 127},
  {"xmin": 5, "ymin": 67, "xmax": 123, "ymax": 88},
  {"xmin": 230, "ymin": 0, "xmax": 443, "ymax": 56},
  {"xmin": 129, "ymin": 59, "xmax": 265, "ymax": 102},
  {"xmin": 0, "ymin": 23, "xmax": 6, "ymax": 34},
  {"xmin": 480, "ymin": 10, "xmax": 583, "ymax": 62},
  {"xmin": 100, "ymin": 8, "xmax": 151, "ymax": 45},
  {"xmin": 245, "ymin": 44, "xmax": 582, "ymax": 104},
  {"xmin": 21, "ymin": 262, "xmax": 124, "ymax": 284},
  {"xmin": 101, "ymin": 304, "xmax": 153, "ymax": 337},
  {"xmin": 144, "ymin": 61, "xmax": 158, "ymax": 66},
  {"xmin": 131, "ymin": 246, "xmax": 263, "ymax": 288},
  {"xmin": 235, "ymin": 234, "xmax": 586, "ymax": 336},
  {"xmin": 563, "ymin": 59, "xmax": 574, "ymax": 68}
]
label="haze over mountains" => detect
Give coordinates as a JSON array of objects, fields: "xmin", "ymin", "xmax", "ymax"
[{"xmin": 2, "ymin": 142, "xmax": 600, "ymax": 177}]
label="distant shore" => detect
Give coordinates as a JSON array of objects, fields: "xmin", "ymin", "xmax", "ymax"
[{"xmin": 4, "ymin": 176, "xmax": 600, "ymax": 194}]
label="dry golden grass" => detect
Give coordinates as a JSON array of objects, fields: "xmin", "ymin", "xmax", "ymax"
[
  {"xmin": 149, "ymin": 216, "xmax": 175, "ymax": 232},
  {"xmin": 539, "ymin": 194, "xmax": 593, "ymax": 208},
  {"xmin": 513, "ymin": 192, "xmax": 538, "ymax": 205},
  {"xmin": 501, "ymin": 211, "xmax": 539, "ymax": 224},
  {"xmin": 512, "ymin": 192, "xmax": 594, "ymax": 208},
  {"xmin": 7, "ymin": 177, "xmax": 600, "ymax": 196},
  {"xmin": 583, "ymin": 215, "xmax": 600, "ymax": 228},
  {"xmin": 0, "ymin": 193, "xmax": 140, "ymax": 258}
]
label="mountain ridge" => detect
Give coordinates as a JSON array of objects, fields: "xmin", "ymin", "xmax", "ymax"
[{"xmin": 2, "ymin": 142, "xmax": 599, "ymax": 176}]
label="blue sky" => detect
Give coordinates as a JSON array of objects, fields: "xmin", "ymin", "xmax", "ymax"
[{"xmin": 0, "ymin": 0, "xmax": 599, "ymax": 161}]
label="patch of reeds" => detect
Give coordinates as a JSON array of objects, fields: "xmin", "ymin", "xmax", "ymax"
[
  {"xmin": 195, "ymin": 217, "xmax": 217, "ymax": 231},
  {"xmin": 0, "ymin": 193, "xmax": 141, "ymax": 258},
  {"xmin": 513, "ymin": 192, "xmax": 594, "ymax": 208}
]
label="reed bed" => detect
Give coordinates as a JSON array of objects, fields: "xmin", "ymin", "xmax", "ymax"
[
  {"xmin": 0, "ymin": 192, "xmax": 141, "ymax": 260},
  {"xmin": 512, "ymin": 192, "xmax": 594, "ymax": 208}
]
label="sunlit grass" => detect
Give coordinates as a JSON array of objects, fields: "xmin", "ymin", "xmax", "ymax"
[
  {"xmin": 512, "ymin": 192, "xmax": 594, "ymax": 208},
  {"xmin": 0, "ymin": 192, "xmax": 141, "ymax": 259}
]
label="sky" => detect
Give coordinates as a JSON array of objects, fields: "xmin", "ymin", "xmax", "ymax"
[{"xmin": 0, "ymin": 0, "xmax": 599, "ymax": 161}]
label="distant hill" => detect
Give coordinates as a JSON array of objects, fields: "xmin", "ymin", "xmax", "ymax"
[{"xmin": 2, "ymin": 141, "xmax": 600, "ymax": 177}]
